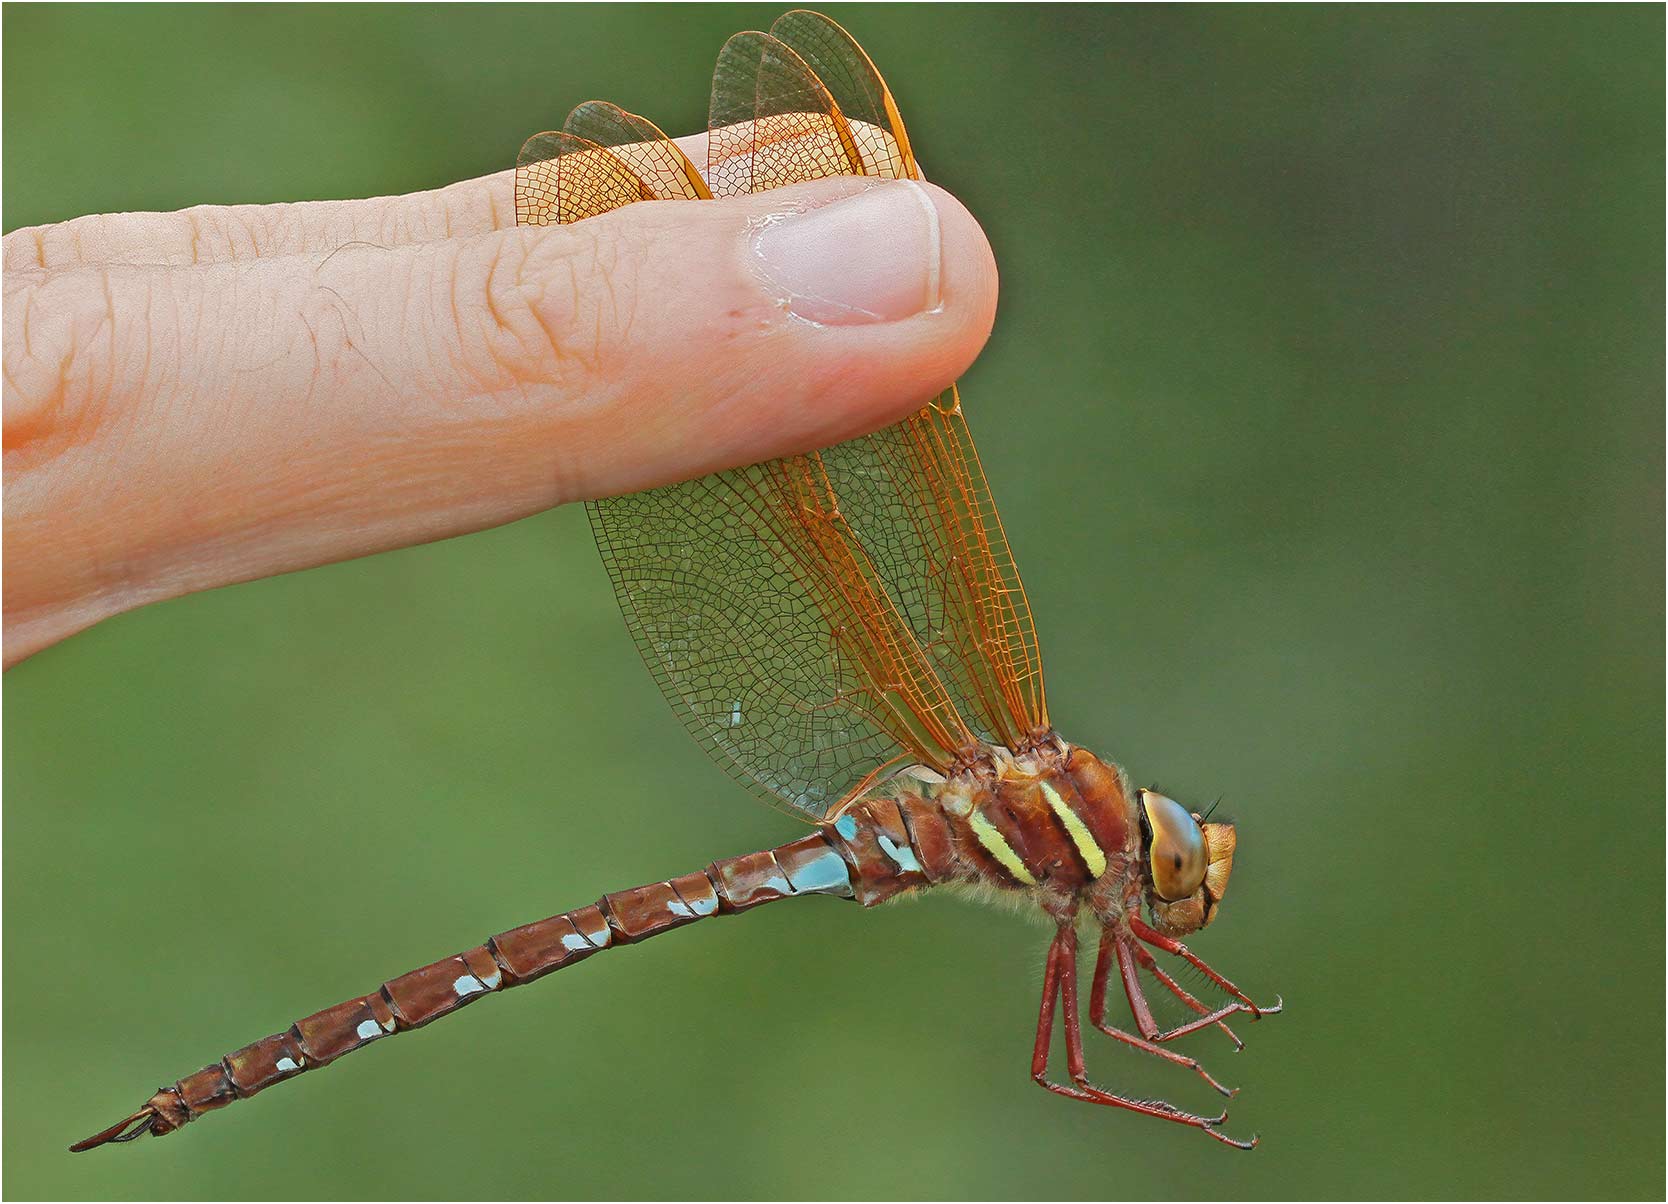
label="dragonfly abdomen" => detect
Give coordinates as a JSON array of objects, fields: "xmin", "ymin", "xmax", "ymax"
[{"xmin": 73, "ymin": 798, "xmax": 946, "ymax": 1149}]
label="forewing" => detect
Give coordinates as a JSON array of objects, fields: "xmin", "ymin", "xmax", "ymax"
[
  {"xmin": 516, "ymin": 130, "xmax": 653, "ymax": 226},
  {"xmin": 519, "ymin": 18, "xmax": 1049, "ymax": 818},
  {"xmin": 562, "ymin": 101, "xmax": 711, "ymax": 201},
  {"xmin": 769, "ymin": 9, "xmax": 916, "ymax": 179},
  {"xmin": 590, "ymin": 455, "xmax": 972, "ymax": 817},
  {"xmin": 593, "ymin": 35, "xmax": 979, "ymax": 817},
  {"xmin": 820, "ymin": 391, "xmax": 1048, "ymax": 750}
]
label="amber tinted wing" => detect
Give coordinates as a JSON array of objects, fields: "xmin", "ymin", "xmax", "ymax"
[
  {"xmin": 583, "ymin": 37, "xmax": 977, "ymax": 818},
  {"xmin": 562, "ymin": 102, "xmax": 711, "ymax": 201},
  {"xmin": 769, "ymin": 10, "xmax": 916, "ymax": 179},
  {"xmin": 519, "ymin": 17, "xmax": 1047, "ymax": 817},
  {"xmin": 814, "ymin": 389, "xmax": 1048, "ymax": 752},
  {"xmin": 517, "ymin": 130, "xmax": 651, "ymax": 225},
  {"xmin": 759, "ymin": 12, "xmax": 1049, "ymax": 748},
  {"xmin": 592, "ymin": 450, "xmax": 977, "ymax": 817}
]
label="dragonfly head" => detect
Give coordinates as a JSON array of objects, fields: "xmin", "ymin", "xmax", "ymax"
[{"xmin": 1136, "ymin": 789, "xmax": 1236, "ymax": 936}]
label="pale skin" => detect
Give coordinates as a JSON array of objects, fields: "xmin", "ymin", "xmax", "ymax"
[{"xmin": 2, "ymin": 131, "xmax": 998, "ymax": 666}]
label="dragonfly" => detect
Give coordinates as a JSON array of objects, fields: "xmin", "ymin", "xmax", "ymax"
[{"xmin": 73, "ymin": 9, "xmax": 1278, "ymax": 1155}]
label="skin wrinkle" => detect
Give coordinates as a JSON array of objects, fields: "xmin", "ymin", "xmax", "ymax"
[
  {"xmin": 390, "ymin": 203, "xmax": 415, "ymax": 253},
  {"xmin": 476, "ymin": 237, "xmax": 573, "ymax": 404},
  {"xmin": 0, "ymin": 360, "xmax": 20, "ymax": 408},
  {"xmin": 410, "ymin": 244, "xmax": 507, "ymax": 430},
  {"xmin": 403, "ymin": 246, "xmax": 442, "ymax": 415},
  {"xmin": 135, "ymin": 275, "xmax": 156, "ymax": 441},
  {"xmin": 476, "ymin": 239, "xmax": 515, "ymax": 387},
  {"xmin": 447, "ymin": 239, "xmax": 512, "ymax": 404},
  {"xmin": 96, "ymin": 269, "xmax": 122, "ymax": 442},
  {"xmin": 515, "ymin": 231, "xmax": 590, "ymax": 388},
  {"xmin": 21, "ymin": 287, "xmax": 34, "ymax": 357},
  {"xmin": 15, "ymin": 285, "xmax": 65, "ymax": 446},
  {"xmin": 232, "ymin": 209, "xmax": 261, "ymax": 260},
  {"xmin": 437, "ymin": 238, "xmax": 470, "ymax": 398},
  {"xmin": 592, "ymin": 231, "xmax": 632, "ymax": 380}
]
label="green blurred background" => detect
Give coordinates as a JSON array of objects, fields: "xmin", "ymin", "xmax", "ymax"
[{"xmin": 5, "ymin": 4, "xmax": 1662, "ymax": 1199}]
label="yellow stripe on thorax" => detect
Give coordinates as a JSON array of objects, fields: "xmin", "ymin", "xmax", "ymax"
[
  {"xmin": 1041, "ymin": 781, "xmax": 1108, "ymax": 879},
  {"xmin": 969, "ymin": 812, "xmax": 1037, "ymax": 886}
]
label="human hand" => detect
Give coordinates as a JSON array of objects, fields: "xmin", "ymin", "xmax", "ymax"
[{"xmin": 2, "ymin": 131, "xmax": 998, "ymax": 666}]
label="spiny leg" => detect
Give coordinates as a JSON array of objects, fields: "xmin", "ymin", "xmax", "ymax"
[
  {"xmin": 1091, "ymin": 932, "xmax": 1236, "ymax": 1090},
  {"xmin": 1030, "ymin": 924, "xmax": 1254, "ymax": 1148},
  {"xmin": 1082, "ymin": 933, "xmax": 1235, "ymax": 1097},
  {"xmin": 1128, "ymin": 914, "xmax": 1280, "ymax": 1018},
  {"xmin": 1034, "ymin": 925, "xmax": 1214, "ymax": 1122},
  {"xmin": 1061, "ymin": 927, "xmax": 1256, "ymax": 1149},
  {"xmin": 1138, "ymin": 945, "xmax": 1284, "ymax": 1041},
  {"xmin": 1128, "ymin": 940, "xmax": 1253, "ymax": 1048}
]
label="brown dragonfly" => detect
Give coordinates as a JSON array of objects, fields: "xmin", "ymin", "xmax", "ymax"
[{"xmin": 73, "ymin": 9, "xmax": 1278, "ymax": 1155}]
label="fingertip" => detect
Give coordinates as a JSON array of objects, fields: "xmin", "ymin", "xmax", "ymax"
[
  {"xmin": 499, "ymin": 175, "xmax": 1004, "ymax": 498},
  {"xmin": 766, "ymin": 178, "xmax": 999, "ymax": 444},
  {"xmin": 664, "ymin": 177, "xmax": 1000, "ymax": 465}
]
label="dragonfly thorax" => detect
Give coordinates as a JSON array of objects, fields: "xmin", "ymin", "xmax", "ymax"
[
  {"xmin": 861, "ymin": 739, "xmax": 1148, "ymax": 918},
  {"xmin": 845, "ymin": 743, "xmax": 1238, "ymax": 938}
]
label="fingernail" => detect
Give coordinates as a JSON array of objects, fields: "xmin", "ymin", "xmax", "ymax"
[{"xmin": 749, "ymin": 180, "xmax": 942, "ymax": 324}]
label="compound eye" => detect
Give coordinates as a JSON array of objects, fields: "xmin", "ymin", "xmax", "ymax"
[{"xmin": 1141, "ymin": 791, "xmax": 1206, "ymax": 902}]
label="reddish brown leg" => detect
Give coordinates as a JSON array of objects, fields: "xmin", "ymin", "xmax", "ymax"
[
  {"xmin": 1111, "ymin": 931, "xmax": 1162, "ymax": 1035},
  {"xmin": 1128, "ymin": 940, "xmax": 1252, "ymax": 1047},
  {"xmin": 1102, "ymin": 930, "xmax": 1240, "ymax": 1046},
  {"xmin": 1128, "ymin": 914, "xmax": 1280, "ymax": 1019},
  {"xmin": 1030, "ymin": 924, "xmax": 1254, "ymax": 1149},
  {"xmin": 1088, "ymin": 932, "xmax": 1117, "ymax": 1027},
  {"xmin": 1084, "ymin": 933, "xmax": 1235, "ymax": 1096}
]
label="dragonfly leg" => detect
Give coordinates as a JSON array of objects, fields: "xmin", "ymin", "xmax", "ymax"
[
  {"xmin": 1084, "ymin": 933, "xmax": 1234, "ymax": 1097},
  {"xmin": 1031, "ymin": 924, "xmax": 1255, "ymax": 1149},
  {"xmin": 1128, "ymin": 913, "xmax": 1282, "ymax": 1020},
  {"xmin": 1087, "ymin": 928, "xmax": 1115, "ymax": 1026},
  {"xmin": 1127, "ymin": 940, "xmax": 1248, "ymax": 1048}
]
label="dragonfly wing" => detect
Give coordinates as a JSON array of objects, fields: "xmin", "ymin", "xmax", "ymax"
[
  {"xmin": 608, "ymin": 35, "xmax": 978, "ymax": 818},
  {"xmin": 561, "ymin": 102, "xmax": 711, "ymax": 201},
  {"xmin": 760, "ymin": 12, "xmax": 1050, "ymax": 747},
  {"xmin": 768, "ymin": 9, "xmax": 917, "ymax": 179},
  {"xmin": 516, "ymin": 129, "xmax": 654, "ymax": 225},
  {"xmin": 817, "ymin": 391, "xmax": 1049, "ymax": 752},
  {"xmin": 520, "ymin": 79, "xmax": 970, "ymax": 819},
  {"xmin": 590, "ymin": 458, "xmax": 968, "ymax": 818},
  {"xmin": 516, "ymin": 19, "xmax": 1049, "ymax": 818}
]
